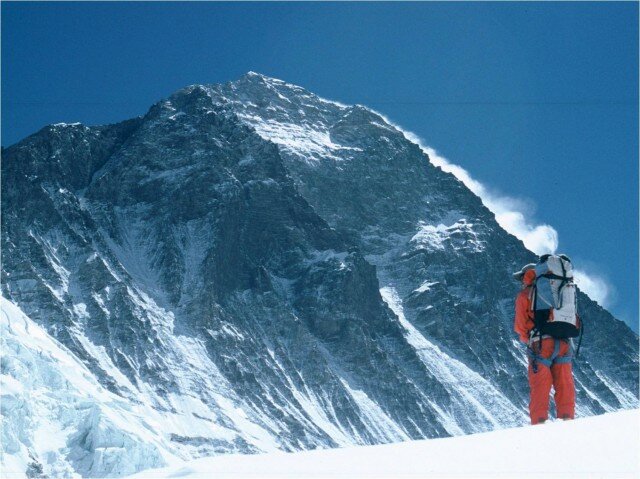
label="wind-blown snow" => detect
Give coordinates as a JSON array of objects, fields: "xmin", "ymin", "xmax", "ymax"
[
  {"xmin": 127, "ymin": 409, "xmax": 639, "ymax": 479},
  {"xmin": 356, "ymin": 111, "xmax": 613, "ymax": 309},
  {"xmin": 215, "ymin": 73, "xmax": 612, "ymax": 308},
  {"xmin": 417, "ymin": 147, "xmax": 612, "ymax": 308},
  {"xmin": 423, "ymin": 147, "xmax": 559, "ymax": 256},
  {"xmin": 573, "ymin": 267, "xmax": 611, "ymax": 307}
]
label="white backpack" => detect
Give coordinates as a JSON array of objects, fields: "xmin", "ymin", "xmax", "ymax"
[{"xmin": 531, "ymin": 254, "xmax": 581, "ymax": 339}]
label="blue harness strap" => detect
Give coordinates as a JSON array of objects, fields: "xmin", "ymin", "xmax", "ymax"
[
  {"xmin": 528, "ymin": 338, "xmax": 572, "ymax": 369},
  {"xmin": 553, "ymin": 356, "xmax": 573, "ymax": 364}
]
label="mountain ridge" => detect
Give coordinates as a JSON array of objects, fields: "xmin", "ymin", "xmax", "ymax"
[{"xmin": 2, "ymin": 72, "xmax": 637, "ymax": 478}]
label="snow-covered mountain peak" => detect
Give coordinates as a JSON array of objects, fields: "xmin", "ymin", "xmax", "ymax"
[
  {"xmin": 155, "ymin": 74, "xmax": 397, "ymax": 154},
  {"xmin": 2, "ymin": 73, "xmax": 637, "ymax": 479},
  {"xmin": 229, "ymin": 71, "xmax": 318, "ymax": 97},
  {"xmin": 161, "ymin": 75, "xmax": 401, "ymax": 164},
  {"xmin": 239, "ymin": 71, "xmax": 289, "ymax": 85},
  {"xmin": 51, "ymin": 122, "xmax": 85, "ymax": 129}
]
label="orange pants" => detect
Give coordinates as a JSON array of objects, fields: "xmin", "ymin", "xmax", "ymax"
[{"xmin": 528, "ymin": 338, "xmax": 575, "ymax": 425}]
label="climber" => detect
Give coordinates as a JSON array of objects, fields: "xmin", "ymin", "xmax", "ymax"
[{"xmin": 513, "ymin": 259, "xmax": 576, "ymax": 425}]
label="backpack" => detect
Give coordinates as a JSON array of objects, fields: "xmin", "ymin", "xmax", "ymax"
[{"xmin": 530, "ymin": 254, "xmax": 581, "ymax": 339}]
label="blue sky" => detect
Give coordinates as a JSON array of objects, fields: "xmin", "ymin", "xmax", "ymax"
[{"xmin": 2, "ymin": 2, "xmax": 637, "ymax": 331}]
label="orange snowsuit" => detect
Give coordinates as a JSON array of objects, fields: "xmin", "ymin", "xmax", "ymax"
[{"xmin": 514, "ymin": 269, "xmax": 575, "ymax": 424}]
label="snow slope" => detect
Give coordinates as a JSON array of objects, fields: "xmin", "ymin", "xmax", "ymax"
[
  {"xmin": 129, "ymin": 409, "xmax": 639, "ymax": 479},
  {"xmin": 0, "ymin": 297, "xmax": 181, "ymax": 478}
]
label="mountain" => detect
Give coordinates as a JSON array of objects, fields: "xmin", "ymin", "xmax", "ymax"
[{"xmin": 2, "ymin": 72, "xmax": 637, "ymax": 478}]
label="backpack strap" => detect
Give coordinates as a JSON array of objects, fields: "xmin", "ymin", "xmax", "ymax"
[
  {"xmin": 557, "ymin": 260, "xmax": 567, "ymax": 309},
  {"xmin": 574, "ymin": 315, "xmax": 584, "ymax": 359},
  {"xmin": 540, "ymin": 273, "xmax": 570, "ymax": 281},
  {"xmin": 527, "ymin": 328, "xmax": 544, "ymax": 372},
  {"xmin": 529, "ymin": 278, "xmax": 538, "ymax": 312}
]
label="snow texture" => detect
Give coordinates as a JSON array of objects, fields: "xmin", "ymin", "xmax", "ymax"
[
  {"xmin": 127, "ymin": 409, "xmax": 640, "ymax": 479},
  {"xmin": 0, "ymin": 297, "xmax": 177, "ymax": 478}
]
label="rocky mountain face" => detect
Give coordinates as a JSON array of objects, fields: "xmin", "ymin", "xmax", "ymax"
[{"xmin": 2, "ymin": 72, "xmax": 637, "ymax": 477}]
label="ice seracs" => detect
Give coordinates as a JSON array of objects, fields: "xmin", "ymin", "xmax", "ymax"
[{"xmin": 0, "ymin": 298, "xmax": 174, "ymax": 478}]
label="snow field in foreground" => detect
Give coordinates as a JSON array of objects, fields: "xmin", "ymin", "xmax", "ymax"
[{"xmin": 129, "ymin": 409, "xmax": 639, "ymax": 479}]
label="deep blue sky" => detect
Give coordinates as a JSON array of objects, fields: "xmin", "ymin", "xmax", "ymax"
[{"xmin": 2, "ymin": 2, "xmax": 638, "ymax": 331}]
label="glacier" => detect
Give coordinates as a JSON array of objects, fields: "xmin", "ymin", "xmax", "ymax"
[{"xmin": 0, "ymin": 297, "xmax": 174, "ymax": 477}]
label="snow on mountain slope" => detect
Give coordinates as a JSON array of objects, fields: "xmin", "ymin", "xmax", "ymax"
[
  {"xmin": 380, "ymin": 286, "xmax": 526, "ymax": 433},
  {"xmin": 1, "ymin": 295, "xmax": 285, "ymax": 478},
  {"xmin": 128, "ymin": 409, "xmax": 640, "ymax": 479},
  {"xmin": 2, "ymin": 72, "xmax": 638, "ymax": 478},
  {"xmin": 0, "ymin": 297, "xmax": 182, "ymax": 478}
]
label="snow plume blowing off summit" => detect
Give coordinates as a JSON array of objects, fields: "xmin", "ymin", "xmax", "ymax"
[
  {"xmin": 375, "ymin": 119, "xmax": 611, "ymax": 308},
  {"xmin": 424, "ymin": 146, "xmax": 612, "ymax": 307}
]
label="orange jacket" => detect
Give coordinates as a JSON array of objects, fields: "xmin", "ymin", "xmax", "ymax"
[{"xmin": 514, "ymin": 269, "xmax": 536, "ymax": 343}]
